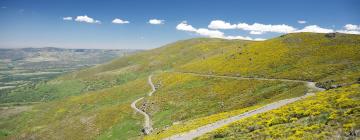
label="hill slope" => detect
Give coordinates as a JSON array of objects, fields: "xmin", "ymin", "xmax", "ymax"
[
  {"xmin": 1, "ymin": 33, "xmax": 359, "ymax": 140},
  {"xmin": 179, "ymin": 33, "xmax": 360, "ymax": 88},
  {"xmin": 198, "ymin": 84, "xmax": 360, "ymax": 139}
]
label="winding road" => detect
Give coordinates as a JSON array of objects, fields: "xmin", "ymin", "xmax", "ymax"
[
  {"xmin": 130, "ymin": 72, "xmax": 325, "ymax": 138},
  {"xmin": 130, "ymin": 75, "xmax": 156, "ymax": 135},
  {"xmin": 163, "ymin": 72, "xmax": 325, "ymax": 140}
]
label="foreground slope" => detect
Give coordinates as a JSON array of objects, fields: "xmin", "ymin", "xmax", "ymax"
[{"xmin": 198, "ymin": 84, "xmax": 360, "ymax": 139}]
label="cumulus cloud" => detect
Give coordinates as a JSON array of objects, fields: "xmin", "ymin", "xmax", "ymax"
[
  {"xmin": 208, "ymin": 20, "xmax": 237, "ymax": 29},
  {"xmin": 178, "ymin": 21, "xmax": 360, "ymax": 41},
  {"xmin": 63, "ymin": 17, "xmax": 73, "ymax": 21},
  {"xmin": 176, "ymin": 21, "xmax": 197, "ymax": 32},
  {"xmin": 336, "ymin": 30, "xmax": 360, "ymax": 35},
  {"xmin": 196, "ymin": 28, "xmax": 224, "ymax": 38},
  {"xmin": 208, "ymin": 20, "xmax": 296, "ymax": 35},
  {"xmin": 298, "ymin": 20, "xmax": 307, "ymax": 24},
  {"xmin": 254, "ymin": 38, "xmax": 266, "ymax": 41},
  {"xmin": 176, "ymin": 21, "xmax": 262, "ymax": 41},
  {"xmin": 237, "ymin": 23, "xmax": 297, "ymax": 33},
  {"xmin": 148, "ymin": 19, "xmax": 164, "ymax": 25},
  {"xmin": 222, "ymin": 35, "xmax": 252, "ymax": 40},
  {"xmin": 296, "ymin": 25, "xmax": 334, "ymax": 33},
  {"xmin": 112, "ymin": 18, "xmax": 130, "ymax": 24},
  {"xmin": 344, "ymin": 24, "xmax": 360, "ymax": 31},
  {"xmin": 75, "ymin": 15, "xmax": 101, "ymax": 24},
  {"xmin": 334, "ymin": 24, "xmax": 360, "ymax": 34}
]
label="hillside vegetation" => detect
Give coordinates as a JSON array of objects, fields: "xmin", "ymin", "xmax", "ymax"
[
  {"xmin": 1, "ymin": 77, "xmax": 148, "ymax": 140},
  {"xmin": 142, "ymin": 72, "xmax": 307, "ymax": 137},
  {"xmin": 0, "ymin": 33, "xmax": 359, "ymax": 140},
  {"xmin": 1, "ymin": 38, "xmax": 245, "ymax": 103},
  {"xmin": 198, "ymin": 84, "xmax": 360, "ymax": 139},
  {"xmin": 179, "ymin": 33, "xmax": 360, "ymax": 88},
  {"xmin": 0, "ymin": 38, "xmax": 249, "ymax": 139},
  {"xmin": 0, "ymin": 48, "xmax": 137, "ymax": 104}
]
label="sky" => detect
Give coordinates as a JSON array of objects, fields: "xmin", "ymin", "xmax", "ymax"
[{"xmin": 0, "ymin": 0, "xmax": 359, "ymax": 49}]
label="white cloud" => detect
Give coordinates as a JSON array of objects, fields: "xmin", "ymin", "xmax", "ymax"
[
  {"xmin": 75, "ymin": 15, "xmax": 101, "ymax": 24},
  {"xmin": 177, "ymin": 22, "xmax": 223, "ymax": 38},
  {"xmin": 296, "ymin": 25, "xmax": 334, "ymax": 33},
  {"xmin": 334, "ymin": 24, "xmax": 360, "ymax": 34},
  {"xmin": 196, "ymin": 28, "xmax": 224, "ymax": 38},
  {"xmin": 112, "ymin": 18, "xmax": 130, "ymax": 24},
  {"xmin": 344, "ymin": 24, "xmax": 360, "ymax": 31},
  {"xmin": 237, "ymin": 23, "xmax": 297, "ymax": 33},
  {"xmin": 208, "ymin": 20, "xmax": 237, "ymax": 29},
  {"xmin": 176, "ymin": 21, "xmax": 265, "ymax": 41},
  {"xmin": 148, "ymin": 19, "xmax": 164, "ymax": 25},
  {"xmin": 176, "ymin": 21, "xmax": 197, "ymax": 32},
  {"xmin": 63, "ymin": 17, "xmax": 73, "ymax": 21},
  {"xmin": 249, "ymin": 31, "xmax": 263, "ymax": 35},
  {"xmin": 298, "ymin": 20, "xmax": 307, "ymax": 24},
  {"xmin": 180, "ymin": 21, "xmax": 360, "ymax": 41},
  {"xmin": 223, "ymin": 35, "xmax": 252, "ymax": 40},
  {"xmin": 209, "ymin": 20, "xmax": 296, "ymax": 34},
  {"xmin": 336, "ymin": 30, "xmax": 360, "ymax": 35},
  {"xmin": 254, "ymin": 38, "xmax": 266, "ymax": 41}
]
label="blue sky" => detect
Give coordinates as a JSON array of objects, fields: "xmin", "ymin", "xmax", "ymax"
[{"xmin": 0, "ymin": 0, "xmax": 359, "ymax": 49}]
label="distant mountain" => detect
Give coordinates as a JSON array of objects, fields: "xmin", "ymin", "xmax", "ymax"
[
  {"xmin": 0, "ymin": 47, "xmax": 140, "ymax": 69},
  {"xmin": 0, "ymin": 47, "xmax": 140, "ymax": 91}
]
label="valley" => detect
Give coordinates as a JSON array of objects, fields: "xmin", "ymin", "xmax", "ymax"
[{"xmin": 0, "ymin": 48, "xmax": 139, "ymax": 103}]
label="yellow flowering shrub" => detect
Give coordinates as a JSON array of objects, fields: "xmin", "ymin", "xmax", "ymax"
[{"xmin": 198, "ymin": 84, "xmax": 360, "ymax": 139}]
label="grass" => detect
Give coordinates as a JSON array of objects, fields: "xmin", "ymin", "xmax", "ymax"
[
  {"xmin": 142, "ymin": 72, "xmax": 308, "ymax": 138},
  {"xmin": 197, "ymin": 84, "xmax": 360, "ymax": 139},
  {"xmin": 1, "ymin": 33, "xmax": 359, "ymax": 139},
  {"xmin": 179, "ymin": 33, "xmax": 360, "ymax": 87},
  {"xmin": 0, "ymin": 80, "xmax": 85, "ymax": 103},
  {"xmin": 0, "ymin": 77, "xmax": 150, "ymax": 140},
  {"xmin": 1, "ymin": 38, "xmax": 245, "ymax": 104}
]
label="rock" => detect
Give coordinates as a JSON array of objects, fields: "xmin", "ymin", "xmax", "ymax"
[{"xmin": 142, "ymin": 127, "xmax": 153, "ymax": 135}]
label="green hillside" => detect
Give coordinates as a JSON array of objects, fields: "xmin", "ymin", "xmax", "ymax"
[
  {"xmin": 1, "ymin": 38, "xmax": 247, "ymax": 103},
  {"xmin": 1, "ymin": 33, "xmax": 359, "ymax": 140}
]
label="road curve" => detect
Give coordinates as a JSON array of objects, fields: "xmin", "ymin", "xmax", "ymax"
[
  {"xmin": 164, "ymin": 72, "xmax": 325, "ymax": 140},
  {"xmin": 130, "ymin": 75, "xmax": 156, "ymax": 135}
]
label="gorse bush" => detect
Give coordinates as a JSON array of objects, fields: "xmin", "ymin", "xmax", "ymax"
[
  {"xmin": 143, "ymin": 72, "xmax": 307, "ymax": 139},
  {"xmin": 179, "ymin": 33, "xmax": 360, "ymax": 86},
  {"xmin": 197, "ymin": 84, "xmax": 360, "ymax": 139}
]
